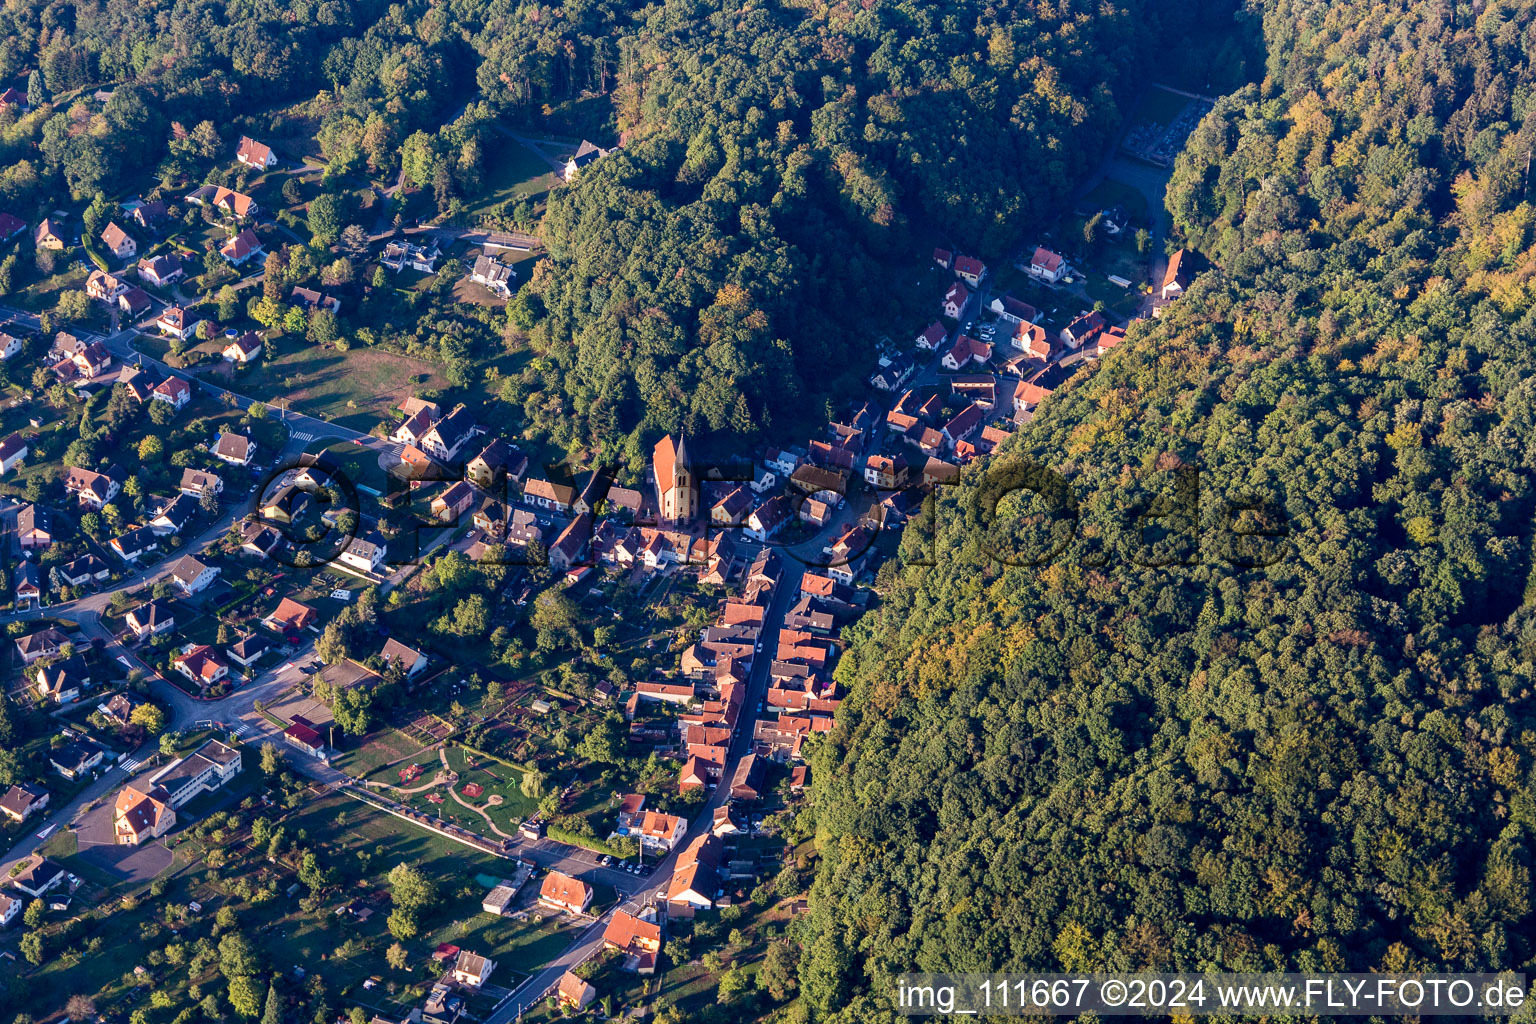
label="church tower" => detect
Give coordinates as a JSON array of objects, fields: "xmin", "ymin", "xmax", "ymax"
[{"xmin": 653, "ymin": 433, "xmax": 697, "ymax": 523}]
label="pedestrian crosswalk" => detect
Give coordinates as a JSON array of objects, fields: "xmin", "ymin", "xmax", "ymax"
[
  {"xmin": 119, "ymin": 756, "xmax": 142, "ymax": 773},
  {"xmin": 229, "ymin": 722, "xmax": 248, "ymax": 737},
  {"xmin": 291, "ymin": 431, "xmax": 316, "ymax": 443}
]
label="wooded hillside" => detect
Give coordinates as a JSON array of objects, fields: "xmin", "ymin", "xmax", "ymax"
[{"xmin": 801, "ymin": 1, "xmax": 1536, "ymax": 1018}]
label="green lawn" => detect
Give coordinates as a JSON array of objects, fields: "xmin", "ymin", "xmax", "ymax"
[
  {"xmin": 461, "ymin": 132, "xmax": 559, "ymax": 222},
  {"xmin": 1080, "ymin": 177, "xmax": 1151, "ymax": 222},
  {"xmin": 158, "ymin": 334, "xmax": 450, "ymax": 433},
  {"xmin": 332, "ymin": 726, "xmax": 433, "ymax": 779}
]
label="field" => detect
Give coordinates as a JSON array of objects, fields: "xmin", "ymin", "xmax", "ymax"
[
  {"xmin": 145, "ymin": 333, "xmax": 449, "ymax": 433},
  {"xmin": 331, "ymin": 725, "xmax": 433, "ymax": 778}
]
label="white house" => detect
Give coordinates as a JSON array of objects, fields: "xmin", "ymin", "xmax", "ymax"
[
  {"xmin": 223, "ymin": 332, "xmax": 262, "ymax": 363},
  {"xmin": 152, "ymin": 376, "xmax": 192, "ymax": 410},
  {"xmin": 168, "ymin": 554, "xmax": 220, "ymax": 595},
  {"xmin": 339, "ymin": 532, "xmax": 387, "ymax": 574},
  {"xmin": 0, "ymin": 432, "xmax": 28, "ymax": 475},
  {"xmin": 1029, "ymin": 246, "xmax": 1067, "ymax": 283}
]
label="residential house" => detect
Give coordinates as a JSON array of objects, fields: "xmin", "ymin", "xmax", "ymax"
[
  {"xmin": 941, "ymin": 335, "xmax": 991, "ymax": 370},
  {"xmin": 168, "ymin": 554, "xmax": 219, "ymax": 594},
  {"xmin": 653, "ymin": 433, "xmax": 697, "ymax": 523},
  {"xmin": 227, "ymin": 634, "xmax": 271, "ymax": 668},
  {"xmin": 932, "ymin": 247, "xmax": 954, "ymax": 269},
  {"xmin": 665, "ymin": 834, "xmax": 722, "ymax": 917},
  {"xmin": 745, "ymin": 495, "xmax": 793, "ymax": 542},
  {"xmin": 790, "ymin": 464, "xmax": 847, "ymax": 506},
  {"xmin": 523, "ymin": 477, "xmax": 576, "ymax": 513},
  {"xmin": 101, "ymin": 222, "xmax": 136, "ymax": 260},
  {"xmin": 152, "ymin": 376, "xmax": 192, "ymax": 410},
  {"xmin": 220, "ymin": 228, "xmax": 263, "ymax": 266},
  {"xmin": 379, "ymin": 238, "xmax": 440, "ymax": 273},
  {"xmin": 86, "ymin": 270, "xmax": 128, "ymax": 301},
  {"xmin": 13, "ymin": 561, "xmax": 41, "ymax": 609},
  {"xmin": 468, "ymin": 255, "xmax": 514, "ymax": 296},
  {"xmin": 869, "ymin": 354, "xmax": 914, "ymax": 392},
  {"xmin": 466, "ymin": 439, "xmax": 519, "ymax": 491},
  {"xmin": 942, "ymin": 403, "xmax": 984, "ymax": 449},
  {"xmin": 110, "ymin": 526, "xmax": 161, "ymax": 562},
  {"xmin": 556, "ymin": 973, "xmax": 596, "ymax": 1010},
  {"xmin": 863, "ymin": 453, "xmax": 909, "ymax": 490},
  {"xmin": 990, "ymin": 294, "xmax": 1039, "ymax": 324},
  {"xmin": 419, "ymin": 405, "xmax": 478, "ymax": 462},
  {"xmin": 710, "ymin": 485, "xmax": 753, "ymax": 525},
  {"xmin": 126, "ymin": 599, "xmax": 175, "ymax": 638},
  {"xmin": 10, "ymin": 857, "xmax": 66, "ymax": 898},
  {"xmin": 64, "ymin": 466, "xmax": 120, "ymax": 508},
  {"xmin": 235, "ymin": 136, "xmax": 277, "ymax": 168},
  {"xmin": 223, "ymin": 331, "xmax": 262, "ymax": 362},
  {"xmin": 263, "ymin": 598, "xmax": 318, "ymax": 635},
  {"xmin": 638, "ymin": 810, "xmax": 687, "ymax": 851},
  {"xmin": 16, "ymin": 504, "xmax": 52, "ymax": 549},
  {"xmin": 239, "ymin": 520, "xmax": 281, "ymax": 557},
  {"xmin": 915, "ymin": 321, "xmax": 947, "ymax": 350},
  {"xmin": 380, "ymin": 639, "xmax": 428, "ymax": 678},
  {"xmin": 940, "ymin": 280, "xmax": 970, "ymax": 320},
  {"xmin": 100, "ymin": 692, "xmax": 148, "ymax": 728},
  {"xmin": 1162, "ymin": 248, "xmax": 1192, "ymax": 300},
  {"xmin": 149, "ymin": 494, "xmax": 197, "ymax": 535},
  {"xmin": 35, "ymin": 219, "xmax": 66, "ymax": 250},
  {"xmin": 431, "ymin": 481, "xmax": 476, "ymax": 522},
  {"xmin": 1098, "ymin": 323, "xmax": 1127, "ymax": 352},
  {"xmin": 1013, "ymin": 321, "xmax": 1053, "ymax": 361},
  {"xmin": 137, "ymin": 254, "xmax": 184, "ymax": 287},
  {"xmin": 1029, "ymin": 246, "xmax": 1067, "ymax": 283},
  {"xmin": 289, "ymin": 286, "xmax": 341, "ymax": 314},
  {"xmin": 730, "ymin": 752, "xmax": 766, "ymax": 800},
  {"xmin": 0, "ymin": 432, "xmax": 26, "ymax": 474},
  {"xmin": 548, "ymin": 513, "xmax": 592, "ymax": 571},
  {"xmin": 954, "ymin": 254, "xmax": 986, "ymax": 287},
  {"xmin": 505, "ymin": 509, "xmax": 544, "ymax": 548},
  {"xmin": 119, "ymin": 287, "xmax": 152, "ymax": 318},
  {"xmin": 185, "ymin": 185, "xmax": 259, "ymax": 220},
  {"xmin": 173, "ymin": 645, "xmax": 228, "ymax": 688},
  {"xmin": 450, "ymin": 951, "xmax": 496, "ymax": 988},
  {"xmin": 1061, "ymin": 310, "xmax": 1105, "ymax": 348},
  {"xmin": 0, "ymin": 332, "xmax": 22, "ymax": 360},
  {"xmin": 155, "ymin": 304, "xmax": 199, "ymax": 340},
  {"xmin": 0, "ymin": 783, "xmax": 49, "ymax": 823},
  {"xmin": 391, "ymin": 406, "xmax": 436, "ymax": 447},
  {"xmin": 51, "ymin": 738, "xmax": 106, "ymax": 780},
  {"xmin": 339, "ymin": 531, "xmax": 387, "ymax": 574},
  {"xmin": 59, "ymin": 554, "xmax": 110, "ymax": 587},
  {"xmin": 537, "ymin": 871, "xmax": 593, "ymax": 914},
  {"xmin": 179, "ymin": 467, "xmax": 222, "ymax": 498},
  {"xmin": 603, "ymin": 910, "xmax": 663, "ymax": 973},
  {"xmin": 116, "ymin": 365, "xmax": 154, "ymax": 401},
  {"xmin": 15, "ymin": 628, "xmax": 71, "ymax": 664},
  {"xmin": 923, "ymin": 457, "xmax": 960, "ymax": 487},
  {"xmin": 132, "ymin": 200, "xmax": 168, "ymax": 231},
  {"xmin": 213, "ymin": 432, "xmax": 255, "ymax": 466},
  {"xmin": 563, "ymin": 139, "xmax": 613, "ymax": 181},
  {"xmin": 0, "ymin": 892, "xmax": 19, "ymax": 928}
]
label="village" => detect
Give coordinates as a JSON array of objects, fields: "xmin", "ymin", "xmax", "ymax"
[{"xmin": 0, "ymin": 105, "xmax": 1203, "ymax": 1024}]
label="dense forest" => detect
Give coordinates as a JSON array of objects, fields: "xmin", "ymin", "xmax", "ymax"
[{"xmin": 800, "ymin": 0, "xmax": 1536, "ymax": 1019}]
